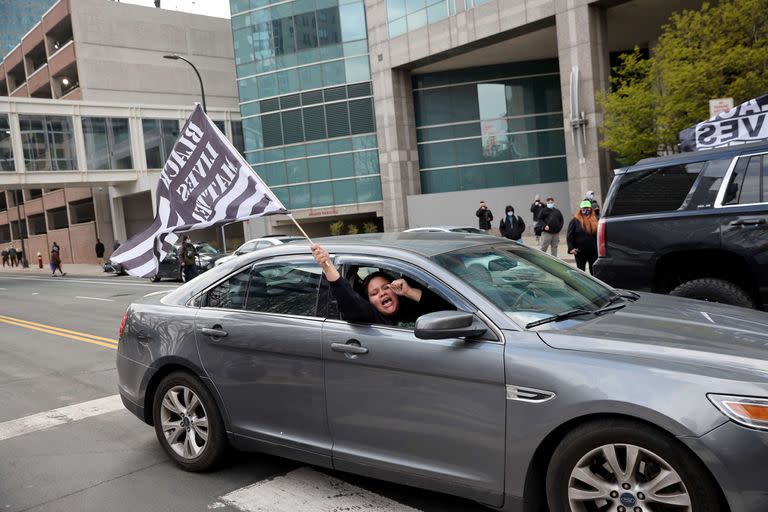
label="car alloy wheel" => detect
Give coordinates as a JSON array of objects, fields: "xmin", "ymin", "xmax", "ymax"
[
  {"xmin": 546, "ymin": 420, "xmax": 723, "ymax": 512},
  {"xmin": 160, "ymin": 385, "xmax": 209, "ymax": 460},
  {"xmin": 567, "ymin": 443, "xmax": 690, "ymax": 511},
  {"xmin": 152, "ymin": 372, "xmax": 228, "ymax": 471}
]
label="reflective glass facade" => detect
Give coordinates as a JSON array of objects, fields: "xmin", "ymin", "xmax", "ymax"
[
  {"xmin": 386, "ymin": 0, "xmax": 455, "ymax": 38},
  {"xmin": 0, "ymin": 0, "xmax": 54, "ymax": 55},
  {"xmin": 82, "ymin": 117, "xmax": 133, "ymax": 170},
  {"xmin": 0, "ymin": 114, "xmax": 13, "ymax": 171},
  {"xmin": 143, "ymin": 119, "xmax": 180, "ymax": 169},
  {"xmin": 231, "ymin": 0, "xmax": 382, "ymax": 210},
  {"xmin": 19, "ymin": 114, "xmax": 77, "ymax": 171},
  {"xmin": 413, "ymin": 60, "xmax": 567, "ymax": 193}
]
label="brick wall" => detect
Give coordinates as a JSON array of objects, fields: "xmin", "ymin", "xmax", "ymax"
[
  {"xmin": 69, "ymin": 222, "xmax": 98, "ymax": 264},
  {"xmin": 47, "ymin": 227, "xmax": 73, "ymax": 264}
]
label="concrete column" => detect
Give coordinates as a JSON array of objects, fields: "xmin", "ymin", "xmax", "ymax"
[
  {"xmin": 8, "ymin": 110, "xmax": 25, "ymax": 173},
  {"xmin": 92, "ymin": 187, "xmax": 115, "ymax": 251},
  {"xmin": 109, "ymin": 190, "xmax": 127, "ymax": 249},
  {"xmin": 556, "ymin": 2, "xmax": 612, "ymax": 212},
  {"xmin": 72, "ymin": 106, "xmax": 88, "ymax": 171}
]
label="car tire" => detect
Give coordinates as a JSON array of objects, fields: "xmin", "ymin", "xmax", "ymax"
[
  {"xmin": 546, "ymin": 419, "xmax": 723, "ymax": 512},
  {"xmin": 152, "ymin": 372, "xmax": 228, "ymax": 472},
  {"xmin": 670, "ymin": 278, "xmax": 754, "ymax": 309},
  {"xmin": 150, "ymin": 275, "xmax": 161, "ymax": 283}
]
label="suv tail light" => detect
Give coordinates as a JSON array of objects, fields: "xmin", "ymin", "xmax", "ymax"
[
  {"xmin": 119, "ymin": 309, "xmax": 129, "ymax": 339},
  {"xmin": 597, "ymin": 218, "xmax": 607, "ymax": 257}
]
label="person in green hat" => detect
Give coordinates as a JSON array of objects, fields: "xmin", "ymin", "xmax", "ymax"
[{"xmin": 566, "ymin": 200, "xmax": 599, "ymax": 274}]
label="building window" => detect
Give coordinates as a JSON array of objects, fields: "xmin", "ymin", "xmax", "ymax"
[
  {"xmin": 231, "ymin": 120, "xmax": 245, "ymax": 156},
  {"xmin": 82, "ymin": 117, "xmax": 133, "ymax": 170},
  {"xmin": 0, "ymin": 114, "xmax": 13, "ymax": 171},
  {"xmin": 19, "ymin": 115, "xmax": 78, "ymax": 171},
  {"xmin": 387, "ymin": 0, "xmax": 453, "ymax": 38},
  {"xmin": 142, "ymin": 119, "xmax": 179, "ymax": 169}
]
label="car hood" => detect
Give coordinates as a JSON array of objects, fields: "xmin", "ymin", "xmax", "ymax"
[{"xmin": 539, "ymin": 293, "xmax": 768, "ymax": 379}]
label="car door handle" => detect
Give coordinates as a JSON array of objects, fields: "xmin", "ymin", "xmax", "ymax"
[
  {"xmin": 331, "ymin": 342, "xmax": 369, "ymax": 355},
  {"xmin": 200, "ymin": 327, "xmax": 228, "ymax": 338},
  {"xmin": 730, "ymin": 218, "xmax": 766, "ymax": 226}
]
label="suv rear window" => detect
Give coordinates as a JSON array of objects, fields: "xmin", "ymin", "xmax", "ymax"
[{"xmin": 609, "ymin": 163, "xmax": 704, "ymax": 216}]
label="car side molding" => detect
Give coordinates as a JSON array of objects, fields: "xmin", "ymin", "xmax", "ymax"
[{"xmin": 506, "ymin": 385, "xmax": 556, "ymax": 403}]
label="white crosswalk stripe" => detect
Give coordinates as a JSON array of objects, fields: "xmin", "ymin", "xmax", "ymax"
[{"xmin": 213, "ymin": 467, "xmax": 421, "ymax": 512}]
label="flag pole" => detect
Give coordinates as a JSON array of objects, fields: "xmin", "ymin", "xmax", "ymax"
[{"xmin": 287, "ymin": 213, "xmax": 313, "ymax": 245}]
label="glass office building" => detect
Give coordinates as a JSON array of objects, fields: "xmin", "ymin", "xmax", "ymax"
[
  {"xmin": 0, "ymin": 0, "xmax": 54, "ymax": 56},
  {"xmin": 230, "ymin": 0, "xmax": 382, "ymax": 212}
]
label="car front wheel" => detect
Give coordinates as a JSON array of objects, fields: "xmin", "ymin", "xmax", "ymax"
[
  {"xmin": 152, "ymin": 372, "xmax": 228, "ymax": 472},
  {"xmin": 546, "ymin": 419, "xmax": 723, "ymax": 512}
]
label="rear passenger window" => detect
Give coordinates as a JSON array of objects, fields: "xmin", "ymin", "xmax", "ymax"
[
  {"xmin": 609, "ymin": 163, "xmax": 704, "ymax": 216},
  {"xmin": 245, "ymin": 262, "xmax": 322, "ymax": 317},
  {"xmin": 724, "ymin": 155, "xmax": 763, "ymax": 205},
  {"xmin": 683, "ymin": 158, "xmax": 731, "ymax": 209},
  {"xmin": 205, "ymin": 268, "xmax": 251, "ymax": 309}
]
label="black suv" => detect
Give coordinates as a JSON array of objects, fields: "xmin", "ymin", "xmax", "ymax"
[{"xmin": 594, "ymin": 141, "xmax": 768, "ymax": 310}]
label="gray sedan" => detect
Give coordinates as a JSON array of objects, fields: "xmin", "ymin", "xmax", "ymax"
[{"xmin": 117, "ymin": 233, "xmax": 768, "ymax": 512}]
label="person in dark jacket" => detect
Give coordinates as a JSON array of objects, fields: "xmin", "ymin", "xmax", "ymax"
[
  {"xmin": 95, "ymin": 238, "xmax": 105, "ymax": 265},
  {"xmin": 1, "ymin": 248, "xmax": 8, "ymax": 267},
  {"xmin": 475, "ymin": 201, "xmax": 494, "ymax": 233},
  {"xmin": 539, "ymin": 197, "xmax": 564, "ymax": 257},
  {"xmin": 530, "ymin": 194, "xmax": 545, "ymax": 242},
  {"xmin": 586, "ymin": 190, "xmax": 601, "ymax": 218},
  {"xmin": 499, "ymin": 205, "xmax": 526, "ymax": 242},
  {"xmin": 311, "ymin": 244, "xmax": 450, "ymax": 326},
  {"xmin": 567, "ymin": 200, "xmax": 599, "ymax": 274}
]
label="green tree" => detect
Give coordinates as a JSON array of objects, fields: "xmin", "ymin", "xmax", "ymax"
[
  {"xmin": 329, "ymin": 220, "xmax": 345, "ymax": 236},
  {"xmin": 599, "ymin": 0, "xmax": 768, "ymax": 164}
]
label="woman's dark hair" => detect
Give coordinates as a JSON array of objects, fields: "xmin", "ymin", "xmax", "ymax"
[{"xmin": 361, "ymin": 270, "xmax": 395, "ymax": 295}]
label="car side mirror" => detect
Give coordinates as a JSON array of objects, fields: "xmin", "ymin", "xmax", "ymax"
[{"xmin": 415, "ymin": 311, "xmax": 487, "ymax": 340}]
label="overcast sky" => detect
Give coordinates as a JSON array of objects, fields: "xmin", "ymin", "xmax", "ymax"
[{"xmin": 117, "ymin": 0, "xmax": 231, "ymax": 18}]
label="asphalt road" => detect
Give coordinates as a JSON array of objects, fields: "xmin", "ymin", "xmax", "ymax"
[{"xmin": 0, "ymin": 272, "xmax": 488, "ymax": 512}]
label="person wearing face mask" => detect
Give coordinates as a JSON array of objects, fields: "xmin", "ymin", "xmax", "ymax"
[
  {"xmin": 567, "ymin": 200, "xmax": 599, "ymax": 274},
  {"xmin": 538, "ymin": 197, "xmax": 564, "ymax": 257},
  {"xmin": 475, "ymin": 200, "xmax": 494, "ymax": 233},
  {"xmin": 499, "ymin": 205, "xmax": 526, "ymax": 243},
  {"xmin": 585, "ymin": 190, "xmax": 601, "ymax": 218},
  {"xmin": 530, "ymin": 194, "xmax": 545, "ymax": 243},
  {"xmin": 311, "ymin": 244, "xmax": 449, "ymax": 326}
]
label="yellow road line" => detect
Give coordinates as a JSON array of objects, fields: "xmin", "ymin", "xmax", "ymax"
[
  {"xmin": 0, "ymin": 315, "xmax": 118, "ymax": 344},
  {"xmin": 0, "ymin": 316, "xmax": 118, "ymax": 350}
]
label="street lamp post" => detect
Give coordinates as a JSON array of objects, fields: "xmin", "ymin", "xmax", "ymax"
[
  {"xmin": 162, "ymin": 54, "xmax": 227, "ymax": 252},
  {"xmin": 14, "ymin": 190, "xmax": 28, "ymax": 268}
]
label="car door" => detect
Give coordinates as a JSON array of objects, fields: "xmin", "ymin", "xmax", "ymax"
[
  {"xmin": 322, "ymin": 255, "xmax": 506, "ymax": 506},
  {"xmin": 195, "ymin": 257, "xmax": 331, "ymax": 465},
  {"xmin": 718, "ymin": 152, "xmax": 768, "ymax": 304}
]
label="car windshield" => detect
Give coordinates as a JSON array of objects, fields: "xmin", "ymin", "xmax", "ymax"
[
  {"xmin": 432, "ymin": 244, "xmax": 616, "ymax": 327},
  {"xmin": 196, "ymin": 243, "xmax": 220, "ymax": 255}
]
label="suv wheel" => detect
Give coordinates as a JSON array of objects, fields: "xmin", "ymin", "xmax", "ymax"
[
  {"xmin": 670, "ymin": 278, "xmax": 754, "ymax": 309},
  {"xmin": 546, "ymin": 419, "xmax": 723, "ymax": 512},
  {"xmin": 152, "ymin": 372, "xmax": 228, "ymax": 471}
]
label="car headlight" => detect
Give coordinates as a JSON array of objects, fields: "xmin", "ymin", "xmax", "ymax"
[{"xmin": 708, "ymin": 394, "xmax": 768, "ymax": 431}]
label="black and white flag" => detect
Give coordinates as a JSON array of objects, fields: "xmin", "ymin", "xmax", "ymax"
[
  {"xmin": 679, "ymin": 94, "xmax": 768, "ymax": 151},
  {"xmin": 110, "ymin": 104, "xmax": 288, "ymax": 277}
]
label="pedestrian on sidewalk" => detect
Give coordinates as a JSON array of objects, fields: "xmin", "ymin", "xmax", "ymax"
[
  {"xmin": 530, "ymin": 194, "xmax": 545, "ymax": 243},
  {"xmin": 567, "ymin": 200, "xmax": 599, "ymax": 274},
  {"xmin": 95, "ymin": 238, "xmax": 105, "ymax": 265},
  {"xmin": 8, "ymin": 244, "xmax": 18, "ymax": 267},
  {"xmin": 499, "ymin": 205, "xmax": 526, "ymax": 243},
  {"xmin": 50, "ymin": 242, "xmax": 65, "ymax": 276},
  {"xmin": 539, "ymin": 197, "xmax": 564, "ymax": 257},
  {"xmin": 586, "ymin": 190, "xmax": 601, "ymax": 218},
  {"xmin": 180, "ymin": 236, "xmax": 198, "ymax": 282},
  {"xmin": 475, "ymin": 201, "xmax": 494, "ymax": 234},
  {"xmin": 1, "ymin": 247, "xmax": 7, "ymax": 267}
]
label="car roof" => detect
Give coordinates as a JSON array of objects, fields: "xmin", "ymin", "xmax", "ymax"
[
  {"xmin": 256, "ymin": 232, "xmax": 503, "ymax": 258},
  {"xmin": 616, "ymin": 139, "xmax": 768, "ymax": 174},
  {"xmin": 405, "ymin": 226, "xmax": 477, "ymax": 231}
]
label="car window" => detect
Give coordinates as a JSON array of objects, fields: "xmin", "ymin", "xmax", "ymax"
[
  {"xmin": 433, "ymin": 244, "xmax": 615, "ymax": 327},
  {"xmin": 682, "ymin": 158, "xmax": 731, "ymax": 210},
  {"xmin": 204, "ymin": 267, "xmax": 251, "ymax": 310},
  {"xmin": 763, "ymin": 156, "xmax": 768, "ymax": 202},
  {"xmin": 245, "ymin": 261, "xmax": 322, "ymax": 317},
  {"xmin": 722, "ymin": 156, "xmax": 749, "ymax": 205},
  {"xmin": 738, "ymin": 155, "xmax": 762, "ymax": 205},
  {"xmin": 238, "ymin": 241, "xmax": 258, "ymax": 253},
  {"xmin": 609, "ymin": 163, "xmax": 704, "ymax": 216},
  {"xmin": 341, "ymin": 263, "xmax": 456, "ymax": 328},
  {"xmin": 196, "ymin": 243, "xmax": 220, "ymax": 255}
]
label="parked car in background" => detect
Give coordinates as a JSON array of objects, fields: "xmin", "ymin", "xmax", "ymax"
[
  {"xmin": 214, "ymin": 235, "xmax": 304, "ymax": 266},
  {"xmin": 118, "ymin": 233, "xmax": 768, "ymax": 512},
  {"xmin": 594, "ymin": 140, "xmax": 768, "ymax": 310},
  {"xmin": 150, "ymin": 242, "xmax": 224, "ymax": 282},
  {"xmin": 404, "ymin": 226, "xmax": 486, "ymax": 234}
]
